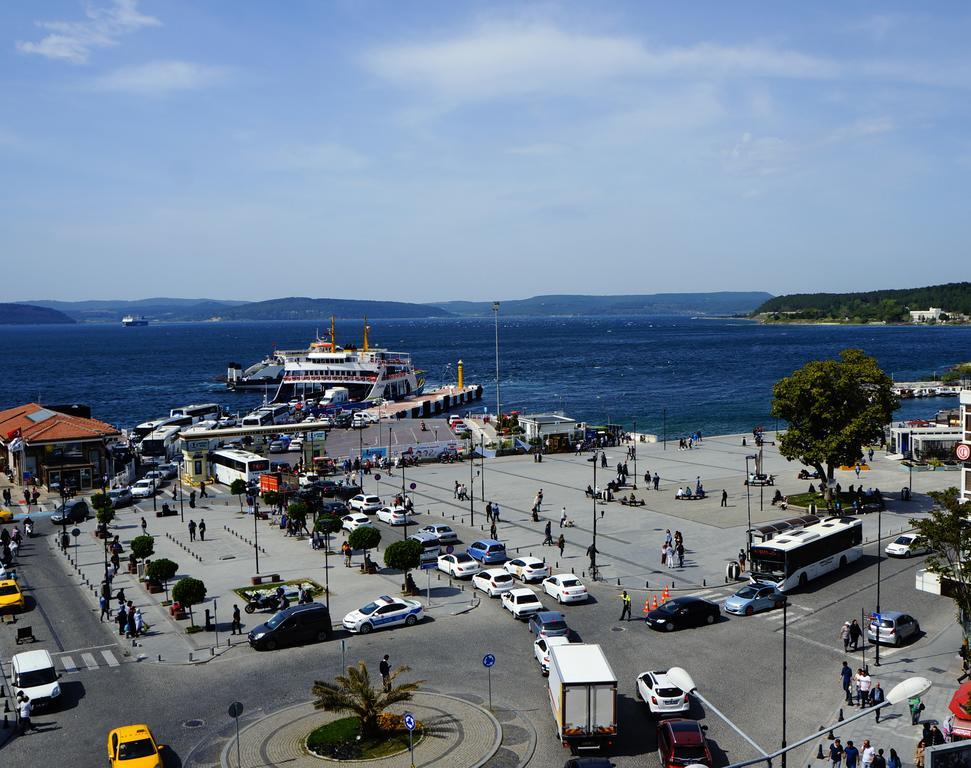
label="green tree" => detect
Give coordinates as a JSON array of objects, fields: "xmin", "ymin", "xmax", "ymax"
[
  {"xmin": 771, "ymin": 349, "xmax": 898, "ymax": 497},
  {"xmin": 288, "ymin": 500, "xmax": 310, "ymax": 533},
  {"xmin": 262, "ymin": 490, "xmax": 280, "ymax": 509},
  {"xmin": 911, "ymin": 488, "xmax": 971, "ymax": 636},
  {"xmin": 146, "ymin": 558, "xmax": 179, "ymax": 600},
  {"xmin": 172, "ymin": 576, "xmax": 207, "ymax": 627},
  {"xmin": 348, "ymin": 526, "xmax": 381, "ymax": 556},
  {"xmin": 312, "ymin": 662, "xmax": 423, "ymax": 738},
  {"xmin": 315, "ymin": 515, "xmax": 342, "ymax": 552},
  {"xmin": 383, "ymin": 539, "xmax": 421, "ymax": 572},
  {"xmin": 94, "ymin": 502, "xmax": 115, "ymax": 536},
  {"xmin": 229, "ymin": 479, "xmax": 247, "ymax": 512},
  {"xmin": 130, "ymin": 535, "xmax": 154, "ymax": 561}
]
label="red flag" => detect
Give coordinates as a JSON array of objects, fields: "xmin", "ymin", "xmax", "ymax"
[{"xmin": 5, "ymin": 428, "xmax": 21, "ymax": 440}]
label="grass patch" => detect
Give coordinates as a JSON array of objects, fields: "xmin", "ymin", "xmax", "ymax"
[
  {"xmin": 185, "ymin": 625, "xmax": 203, "ymax": 634},
  {"xmin": 232, "ymin": 578, "xmax": 324, "ymax": 602},
  {"xmin": 306, "ymin": 716, "xmax": 419, "ymax": 760},
  {"xmin": 786, "ymin": 490, "xmax": 884, "ymax": 511}
]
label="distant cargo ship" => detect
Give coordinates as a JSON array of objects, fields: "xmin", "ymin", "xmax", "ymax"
[{"xmin": 122, "ymin": 315, "xmax": 149, "ymax": 326}]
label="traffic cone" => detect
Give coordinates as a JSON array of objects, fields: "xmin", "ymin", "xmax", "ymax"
[
  {"xmin": 662, "ymin": 585, "xmax": 670, "ymax": 601},
  {"xmin": 652, "ymin": 594, "xmax": 658, "ymax": 610},
  {"xmin": 643, "ymin": 598, "xmax": 651, "ymax": 614}
]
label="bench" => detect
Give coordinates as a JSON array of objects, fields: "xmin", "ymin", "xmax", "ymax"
[
  {"xmin": 675, "ymin": 494, "xmax": 706, "ymax": 501},
  {"xmin": 16, "ymin": 625, "xmax": 35, "ymax": 644},
  {"xmin": 250, "ymin": 573, "xmax": 281, "ymax": 586},
  {"xmin": 620, "ymin": 498, "xmax": 645, "ymax": 507}
]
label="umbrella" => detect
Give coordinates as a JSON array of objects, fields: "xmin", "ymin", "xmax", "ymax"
[{"xmin": 947, "ymin": 682, "xmax": 971, "ymax": 719}]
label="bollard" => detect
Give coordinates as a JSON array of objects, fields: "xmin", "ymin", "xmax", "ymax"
[
  {"xmin": 645, "ymin": 581, "xmax": 649, "ymax": 589},
  {"xmin": 158, "ymin": 654, "xmax": 162, "ymax": 662},
  {"xmin": 189, "ymin": 652, "xmax": 193, "ymax": 662},
  {"xmin": 582, "ymin": 571, "xmax": 585, "ymax": 578},
  {"xmin": 617, "ymin": 578, "xmax": 621, "ymax": 586},
  {"xmin": 210, "ymin": 647, "xmax": 215, "ymax": 657},
  {"xmin": 827, "ymin": 727, "xmax": 835, "ymax": 740},
  {"xmin": 837, "ymin": 708, "xmax": 844, "ymax": 722},
  {"xmin": 3, "ymin": 700, "xmax": 8, "ymax": 713},
  {"xmin": 817, "ymin": 744, "xmax": 824, "ymax": 759},
  {"xmin": 571, "ymin": 567, "xmax": 574, "ymax": 574},
  {"xmin": 703, "ymin": 579, "xmax": 706, "ymax": 587}
]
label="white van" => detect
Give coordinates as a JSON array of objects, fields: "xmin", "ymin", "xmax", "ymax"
[{"xmin": 12, "ymin": 649, "xmax": 61, "ymax": 709}]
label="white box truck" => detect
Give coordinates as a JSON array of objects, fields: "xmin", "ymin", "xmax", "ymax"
[{"xmin": 547, "ymin": 643, "xmax": 618, "ymax": 752}]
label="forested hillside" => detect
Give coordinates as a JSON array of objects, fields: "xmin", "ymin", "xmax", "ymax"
[{"xmin": 754, "ymin": 283, "xmax": 971, "ymax": 322}]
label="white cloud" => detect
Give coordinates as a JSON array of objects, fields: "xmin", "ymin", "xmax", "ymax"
[
  {"xmin": 92, "ymin": 61, "xmax": 228, "ymax": 93},
  {"xmin": 259, "ymin": 143, "xmax": 371, "ymax": 173},
  {"xmin": 364, "ymin": 23, "xmax": 838, "ymax": 101},
  {"xmin": 725, "ymin": 132, "xmax": 795, "ymax": 177},
  {"xmin": 16, "ymin": 0, "xmax": 160, "ymax": 65}
]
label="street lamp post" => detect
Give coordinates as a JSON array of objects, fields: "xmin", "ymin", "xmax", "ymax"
[
  {"xmin": 781, "ymin": 598, "xmax": 788, "ymax": 767},
  {"xmin": 254, "ymin": 501, "xmax": 260, "ymax": 575},
  {"xmin": 875, "ymin": 499, "xmax": 882, "ymax": 667},
  {"xmin": 744, "ymin": 455, "xmax": 756, "ymax": 559},
  {"xmin": 179, "ymin": 457, "xmax": 185, "ymax": 523},
  {"xmin": 663, "ymin": 408, "xmax": 667, "ymax": 450},
  {"xmin": 592, "ymin": 455, "xmax": 598, "ymax": 578},
  {"xmin": 468, "ymin": 433, "xmax": 474, "ymax": 526},
  {"xmin": 480, "ymin": 434, "xmax": 485, "ymax": 505},
  {"xmin": 492, "ymin": 302, "xmax": 501, "ymax": 430},
  {"xmin": 632, "ymin": 417, "xmax": 637, "ymax": 490}
]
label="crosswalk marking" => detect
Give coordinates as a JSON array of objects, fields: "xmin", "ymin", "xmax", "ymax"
[
  {"xmin": 60, "ymin": 655, "xmax": 78, "ymax": 673},
  {"xmin": 81, "ymin": 652, "xmax": 98, "ymax": 670},
  {"xmin": 101, "ymin": 650, "xmax": 120, "ymax": 667}
]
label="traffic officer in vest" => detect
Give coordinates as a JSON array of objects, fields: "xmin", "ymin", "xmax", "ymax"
[{"xmin": 619, "ymin": 590, "xmax": 632, "ymax": 621}]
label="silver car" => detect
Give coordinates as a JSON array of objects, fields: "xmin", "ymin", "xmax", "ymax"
[{"xmin": 867, "ymin": 610, "xmax": 920, "ymax": 646}]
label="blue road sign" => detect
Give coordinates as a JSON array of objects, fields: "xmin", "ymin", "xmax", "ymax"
[
  {"xmin": 403, "ymin": 712, "xmax": 416, "ymax": 732},
  {"xmin": 410, "ymin": 482, "xmax": 417, "ymax": 490},
  {"xmin": 375, "ymin": 474, "xmax": 382, "ymax": 481},
  {"xmin": 482, "ymin": 653, "xmax": 496, "ymax": 668},
  {"xmin": 420, "ymin": 561, "xmax": 437, "ymax": 570}
]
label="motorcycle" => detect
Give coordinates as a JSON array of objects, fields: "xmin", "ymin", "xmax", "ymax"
[
  {"xmin": 23, "ymin": 518, "xmax": 34, "ymax": 538},
  {"xmin": 244, "ymin": 593, "xmax": 282, "ymax": 614}
]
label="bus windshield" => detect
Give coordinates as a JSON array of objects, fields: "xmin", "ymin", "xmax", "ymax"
[{"xmin": 749, "ymin": 546, "xmax": 785, "ymax": 582}]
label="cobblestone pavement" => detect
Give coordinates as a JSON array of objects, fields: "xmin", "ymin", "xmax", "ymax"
[{"xmin": 221, "ymin": 691, "xmax": 501, "ymax": 768}]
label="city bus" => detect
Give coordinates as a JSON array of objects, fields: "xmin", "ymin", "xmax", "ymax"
[
  {"xmin": 749, "ymin": 516, "xmax": 863, "ymax": 592},
  {"xmin": 241, "ymin": 410, "xmax": 274, "ymax": 428},
  {"xmin": 170, "ymin": 403, "xmax": 221, "ymax": 422},
  {"xmin": 132, "ymin": 415, "xmax": 193, "ymax": 443},
  {"xmin": 138, "ymin": 426, "xmax": 183, "ymax": 465},
  {"xmin": 210, "ymin": 448, "xmax": 270, "ymax": 486}
]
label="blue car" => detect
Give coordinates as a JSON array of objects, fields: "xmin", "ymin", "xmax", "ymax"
[
  {"xmin": 467, "ymin": 539, "xmax": 507, "ymax": 564},
  {"xmin": 723, "ymin": 583, "xmax": 787, "ymax": 616}
]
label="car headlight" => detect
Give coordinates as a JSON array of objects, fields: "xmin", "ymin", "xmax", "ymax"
[
  {"xmin": 251, "ymin": 632, "xmax": 265, "ymax": 640},
  {"xmin": 51, "ymin": 684, "xmax": 61, "ymax": 698}
]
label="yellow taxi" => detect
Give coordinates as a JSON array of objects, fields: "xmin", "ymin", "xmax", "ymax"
[
  {"xmin": 0, "ymin": 580, "xmax": 25, "ymax": 612},
  {"xmin": 107, "ymin": 724, "xmax": 163, "ymax": 767},
  {"xmin": 0, "ymin": 507, "xmax": 14, "ymax": 523}
]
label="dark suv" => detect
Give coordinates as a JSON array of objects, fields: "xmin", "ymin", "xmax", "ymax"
[
  {"xmin": 657, "ymin": 718, "xmax": 712, "ymax": 767},
  {"xmin": 248, "ymin": 603, "xmax": 332, "ymax": 651},
  {"xmin": 51, "ymin": 499, "xmax": 89, "ymax": 525}
]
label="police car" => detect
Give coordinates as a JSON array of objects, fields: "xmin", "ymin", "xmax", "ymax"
[{"xmin": 342, "ymin": 595, "xmax": 424, "ymax": 634}]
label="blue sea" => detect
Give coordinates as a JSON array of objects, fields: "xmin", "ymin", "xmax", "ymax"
[{"xmin": 1, "ymin": 317, "xmax": 967, "ymax": 435}]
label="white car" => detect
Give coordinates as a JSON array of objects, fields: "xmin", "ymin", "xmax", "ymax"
[
  {"xmin": 376, "ymin": 506, "xmax": 412, "ymax": 526},
  {"xmin": 533, "ymin": 635, "xmax": 572, "ymax": 675},
  {"xmin": 501, "ymin": 588, "xmax": 545, "ymax": 619},
  {"xmin": 636, "ymin": 669, "xmax": 691, "ymax": 716},
  {"xmin": 472, "ymin": 568, "xmax": 515, "ymax": 597},
  {"xmin": 348, "ymin": 494, "xmax": 383, "ymax": 513},
  {"xmin": 341, "ymin": 513, "xmax": 373, "ymax": 532},
  {"xmin": 420, "ymin": 524, "xmax": 459, "ymax": 544},
  {"xmin": 157, "ymin": 463, "xmax": 179, "ymax": 480},
  {"xmin": 504, "ymin": 557, "xmax": 550, "ymax": 583},
  {"xmin": 885, "ymin": 533, "xmax": 930, "ymax": 558},
  {"xmin": 543, "ymin": 574, "xmax": 589, "ymax": 604},
  {"xmin": 437, "ymin": 552, "xmax": 481, "ymax": 578},
  {"xmin": 131, "ymin": 479, "xmax": 158, "ymax": 498},
  {"xmin": 143, "ymin": 470, "xmax": 168, "ymax": 487},
  {"xmin": 342, "ymin": 595, "xmax": 424, "ymax": 634},
  {"xmin": 289, "ymin": 437, "xmax": 304, "ymax": 451}
]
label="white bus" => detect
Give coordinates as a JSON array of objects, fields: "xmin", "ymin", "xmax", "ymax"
[
  {"xmin": 210, "ymin": 448, "xmax": 270, "ymax": 486},
  {"xmin": 132, "ymin": 415, "xmax": 193, "ymax": 442},
  {"xmin": 749, "ymin": 516, "xmax": 863, "ymax": 592},
  {"xmin": 139, "ymin": 426, "xmax": 183, "ymax": 465},
  {"xmin": 241, "ymin": 410, "xmax": 275, "ymax": 428},
  {"xmin": 261, "ymin": 404, "xmax": 291, "ymax": 424},
  {"xmin": 170, "ymin": 403, "xmax": 221, "ymax": 422}
]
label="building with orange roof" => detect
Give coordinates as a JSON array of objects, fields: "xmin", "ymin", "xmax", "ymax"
[{"xmin": 0, "ymin": 403, "xmax": 123, "ymax": 491}]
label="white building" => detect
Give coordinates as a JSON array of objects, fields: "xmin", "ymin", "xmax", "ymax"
[
  {"xmin": 909, "ymin": 307, "xmax": 944, "ymax": 323},
  {"xmin": 962, "ymin": 389, "xmax": 971, "ymax": 504},
  {"xmin": 518, "ymin": 414, "xmax": 580, "ymax": 449}
]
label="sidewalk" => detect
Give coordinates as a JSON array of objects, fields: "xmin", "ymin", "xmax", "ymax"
[{"xmin": 799, "ymin": 621, "xmax": 965, "ymax": 768}]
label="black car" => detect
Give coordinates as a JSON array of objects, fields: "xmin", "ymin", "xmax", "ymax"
[
  {"xmin": 564, "ymin": 759, "xmax": 614, "ymax": 768},
  {"xmin": 321, "ymin": 501, "xmax": 348, "ymax": 515},
  {"xmin": 248, "ymin": 603, "xmax": 332, "ymax": 651},
  {"xmin": 313, "ymin": 480, "xmax": 362, "ymax": 501},
  {"xmin": 51, "ymin": 499, "xmax": 89, "ymax": 525},
  {"xmin": 646, "ymin": 596, "xmax": 720, "ymax": 632}
]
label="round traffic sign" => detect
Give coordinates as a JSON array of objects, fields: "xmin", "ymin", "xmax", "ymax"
[
  {"xmin": 403, "ymin": 712, "xmax": 416, "ymax": 732},
  {"xmin": 410, "ymin": 482, "xmax": 417, "ymax": 491},
  {"xmin": 228, "ymin": 701, "xmax": 244, "ymax": 718},
  {"xmin": 71, "ymin": 527, "xmax": 81, "ymax": 538},
  {"xmin": 445, "ymin": 544, "xmax": 454, "ymax": 554},
  {"xmin": 957, "ymin": 443, "xmax": 971, "ymax": 462},
  {"xmin": 375, "ymin": 473, "xmax": 382, "ymax": 481},
  {"xmin": 482, "ymin": 653, "xmax": 496, "ymax": 668}
]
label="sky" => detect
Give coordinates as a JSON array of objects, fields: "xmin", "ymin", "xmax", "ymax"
[{"xmin": 3, "ymin": 1, "xmax": 970, "ymax": 303}]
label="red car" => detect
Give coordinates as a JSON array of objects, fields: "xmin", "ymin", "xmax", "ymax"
[{"xmin": 657, "ymin": 718, "xmax": 713, "ymax": 767}]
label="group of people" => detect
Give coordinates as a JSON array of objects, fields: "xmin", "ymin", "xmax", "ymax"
[
  {"xmin": 660, "ymin": 529, "xmax": 685, "ymax": 568},
  {"xmin": 675, "ymin": 477, "xmax": 706, "ymax": 499},
  {"xmin": 828, "ymin": 738, "xmax": 901, "ymax": 768},
  {"xmin": 453, "ymin": 481, "xmax": 470, "ymax": 501},
  {"xmin": 100, "ymin": 588, "xmax": 146, "ymax": 644}
]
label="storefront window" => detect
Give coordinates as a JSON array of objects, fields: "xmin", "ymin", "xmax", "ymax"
[{"xmin": 80, "ymin": 468, "xmax": 92, "ymax": 489}]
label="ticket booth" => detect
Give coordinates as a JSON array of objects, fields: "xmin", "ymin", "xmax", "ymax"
[{"xmin": 181, "ymin": 439, "xmax": 211, "ymax": 485}]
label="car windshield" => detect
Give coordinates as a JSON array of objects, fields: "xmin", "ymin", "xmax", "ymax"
[
  {"xmin": 265, "ymin": 610, "xmax": 289, "ymax": 629},
  {"xmin": 359, "ymin": 602, "xmax": 380, "ymax": 615},
  {"xmin": 893, "ymin": 536, "xmax": 913, "ymax": 545},
  {"xmin": 494, "ymin": 574, "xmax": 512, "ymax": 583},
  {"xmin": 0, "ymin": 585, "xmax": 20, "ymax": 596},
  {"xmin": 542, "ymin": 620, "xmax": 567, "ymax": 631},
  {"xmin": 17, "ymin": 668, "xmax": 56, "ymax": 687},
  {"xmin": 455, "ymin": 553, "xmax": 474, "ymax": 563},
  {"xmin": 118, "ymin": 738, "xmax": 157, "ymax": 759},
  {"xmin": 661, "ymin": 601, "xmax": 685, "ymax": 613},
  {"xmin": 735, "ymin": 586, "xmax": 759, "ymax": 599}
]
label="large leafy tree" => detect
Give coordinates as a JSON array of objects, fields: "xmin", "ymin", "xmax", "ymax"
[
  {"xmin": 911, "ymin": 488, "xmax": 971, "ymax": 635},
  {"xmin": 312, "ymin": 662, "xmax": 423, "ymax": 737},
  {"xmin": 771, "ymin": 349, "xmax": 898, "ymax": 494}
]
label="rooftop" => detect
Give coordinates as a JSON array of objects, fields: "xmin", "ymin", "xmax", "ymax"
[{"xmin": 0, "ymin": 402, "xmax": 119, "ymax": 444}]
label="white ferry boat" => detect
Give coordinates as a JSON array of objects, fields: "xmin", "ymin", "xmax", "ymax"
[
  {"xmin": 122, "ymin": 314, "xmax": 149, "ymax": 326},
  {"xmin": 227, "ymin": 318, "xmax": 424, "ymax": 405}
]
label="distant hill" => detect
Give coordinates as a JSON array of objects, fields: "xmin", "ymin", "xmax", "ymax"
[
  {"xmin": 215, "ymin": 297, "xmax": 453, "ymax": 321},
  {"xmin": 428, "ymin": 292, "xmax": 773, "ymax": 317},
  {"xmin": 25, "ymin": 298, "xmax": 247, "ymax": 323},
  {"xmin": 0, "ymin": 303, "xmax": 76, "ymax": 325},
  {"xmin": 754, "ymin": 282, "xmax": 971, "ymax": 322}
]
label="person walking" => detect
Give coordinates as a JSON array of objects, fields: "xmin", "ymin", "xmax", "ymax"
[
  {"xmin": 721, "ymin": 489, "xmax": 728, "ymax": 507},
  {"xmin": 543, "ymin": 521, "xmax": 553, "ymax": 546},
  {"xmin": 861, "ymin": 740, "xmax": 875, "ymax": 768},
  {"xmin": 199, "ymin": 519, "xmax": 206, "ymax": 540},
  {"xmin": 117, "ymin": 603, "xmax": 128, "ymax": 636},
  {"xmin": 840, "ymin": 621, "xmax": 851, "ymax": 652},
  {"xmin": 342, "ymin": 540, "xmax": 352, "ymax": 567},
  {"xmin": 232, "ymin": 604, "xmax": 242, "ymax": 635},
  {"xmin": 492, "ymin": 503, "xmax": 500, "ymax": 523},
  {"xmin": 557, "ymin": 533, "xmax": 565, "ymax": 557},
  {"xmin": 586, "ymin": 543, "xmax": 598, "ymax": 571},
  {"xmin": 199, "ymin": 480, "xmax": 208, "ymax": 498},
  {"xmin": 870, "ymin": 682, "xmax": 885, "ymax": 721},
  {"xmin": 887, "ymin": 748, "xmax": 901, "ymax": 768},
  {"xmin": 17, "ymin": 692, "xmax": 33, "ymax": 735},
  {"xmin": 738, "ymin": 548, "xmax": 746, "ymax": 572},
  {"xmin": 453, "ymin": 481, "xmax": 460, "ymax": 499},
  {"xmin": 485, "ymin": 502, "xmax": 493, "ymax": 523},
  {"xmin": 99, "ymin": 593, "xmax": 110, "ymax": 622},
  {"xmin": 490, "ymin": 521, "xmax": 498, "ymax": 540},
  {"xmin": 379, "ymin": 654, "xmax": 391, "ymax": 691},
  {"xmin": 857, "ymin": 668, "xmax": 873, "ymax": 707},
  {"xmin": 844, "ymin": 740, "xmax": 859, "ymax": 768},
  {"xmin": 840, "ymin": 661, "xmax": 853, "ymax": 704},
  {"xmin": 830, "ymin": 738, "xmax": 844, "ymax": 768},
  {"xmin": 652, "ymin": 472, "xmax": 660, "ymax": 490},
  {"xmin": 849, "ymin": 619, "xmax": 863, "ymax": 651},
  {"xmin": 619, "ymin": 590, "xmax": 632, "ymax": 621},
  {"xmin": 140, "ymin": 517, "xmax": 147, "ymax": 536},
  {"xmin": 188, "ymin": 519, "xmax": 197, "ymax": 541},
  {"xmin": 872, "ymin": 749, "xmax": 887, "ymax": 768},
  {"xmin": 189, "ymin": 489, "xmax": 196, "ymax": 508},
  {"xmin": 560, "ymin": 507, "xmax": 567, "ymax": 528},
  {"xmin": 676, "ymin": 540, "xmax": 685, "ymax": 568},
  {"xmin": 914, "ymin": 740, "xmax": 925, "ymax": 768}
]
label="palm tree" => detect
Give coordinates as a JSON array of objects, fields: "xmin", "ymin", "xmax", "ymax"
[{"xmin": 312, "ymin": 662, "xmax": 423, "ymax": 737}]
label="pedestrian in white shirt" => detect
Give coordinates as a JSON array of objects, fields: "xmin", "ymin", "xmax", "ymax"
[
  {"xmin": 861, "ymin": 739, "xmax": 875, "ymax": 768},
  {"xmin": 857, "ymin": 671, "xmax": 872, "ymax": 707}
]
